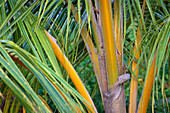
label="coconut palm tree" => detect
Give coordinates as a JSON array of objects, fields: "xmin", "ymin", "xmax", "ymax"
[{"xmin": 0, "ymin": 0, "xmax": 169, "ymax": 113}]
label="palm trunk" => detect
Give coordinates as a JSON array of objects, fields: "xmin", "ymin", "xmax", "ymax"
[
  {"xmin": 103, "ymin": 82, "xmax": 127, "ymax": 113},
  {"xmin": 99, "ymin": 0, "xmax": 127, "ymax": 112}
]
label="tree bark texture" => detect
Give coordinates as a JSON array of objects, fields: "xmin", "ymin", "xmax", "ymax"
[{"xmin": 102, "ymin": 74, "xmax": 130, "ymax": 113}]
